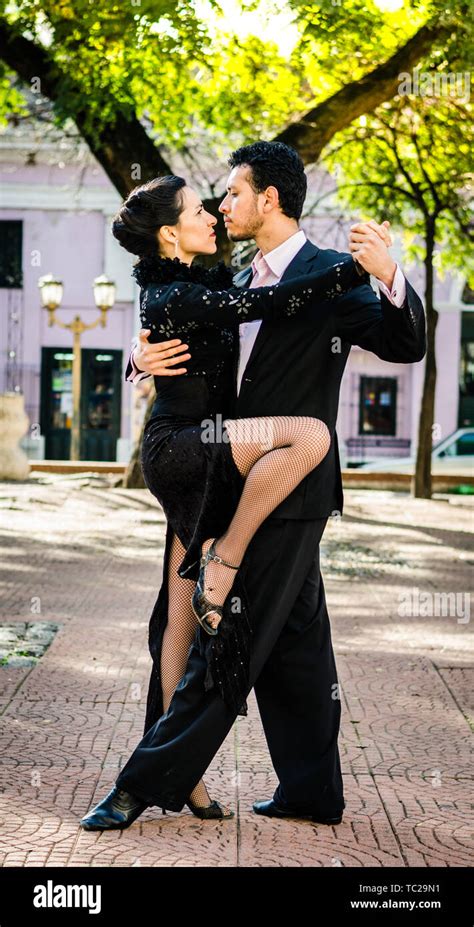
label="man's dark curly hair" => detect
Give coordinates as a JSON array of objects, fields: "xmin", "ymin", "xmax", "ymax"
[{"xmin": 228, "ymin": 141, "xmax": 307, "ymax": 220}]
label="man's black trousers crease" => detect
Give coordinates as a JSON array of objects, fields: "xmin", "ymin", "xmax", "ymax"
[{"xmin": 115, "ymin": 516, "xmax": 345, "ymax": 818}]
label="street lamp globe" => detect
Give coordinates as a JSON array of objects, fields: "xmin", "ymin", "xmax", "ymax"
[
  {"xmin": 38, "ymin": 274, "xmax": 64, "ymax": 310},
  {"xmin": 93, "ymin": 275, "xmax": 116, "ymax": 311}
]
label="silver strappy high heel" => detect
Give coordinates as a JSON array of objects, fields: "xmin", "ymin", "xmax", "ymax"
[{"xmin": 191, "ymin": 539, "xmax": 239, "ymax": 636}]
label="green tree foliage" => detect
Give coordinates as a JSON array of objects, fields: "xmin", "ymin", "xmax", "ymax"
[
  {"xmin": 323, "ymin": 90, "xmax": 473, "ymax": 498},
  {"xmin": 0, "ymin": 0, "xmax": 468, "ymax": 173}
]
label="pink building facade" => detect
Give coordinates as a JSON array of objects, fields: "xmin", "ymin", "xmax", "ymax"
[{"xmin": 0, "ymin": 135, "xmax": 138, "ymax": 461}]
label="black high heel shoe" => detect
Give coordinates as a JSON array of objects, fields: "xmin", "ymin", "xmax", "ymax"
[
  {"xmin": 186, "ymin": 798, "xmax": 234, "ymax": 819},
  {"xmin": 160, "ymin": 802, "xmax": 233, "ymax": 819},
  {"xmin": 191, "ymin": 539, "xmax": 239, "ymax": 636}
]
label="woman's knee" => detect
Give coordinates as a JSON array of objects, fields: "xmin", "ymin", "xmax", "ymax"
[{"xmin": 310, "ymin": 419, "xmax": 331, "ymax": 463}]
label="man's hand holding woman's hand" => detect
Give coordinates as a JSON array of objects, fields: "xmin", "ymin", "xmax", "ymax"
[
  {"xmin": 349, "ymin": 219, "xmax": 397, "ymax": 289},
  {"xmin": 132, "ymin": 329, "xmax": 191, "ymax": 376}
]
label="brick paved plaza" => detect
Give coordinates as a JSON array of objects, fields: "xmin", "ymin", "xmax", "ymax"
[{"xmin": 0, "ymin": 476, "xmax": 472, "ymax": 867}]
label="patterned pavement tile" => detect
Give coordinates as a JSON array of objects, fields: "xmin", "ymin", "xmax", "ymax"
[{"xmin": 1, "ymin": 481, "xmax": 472, "ymax": 867}]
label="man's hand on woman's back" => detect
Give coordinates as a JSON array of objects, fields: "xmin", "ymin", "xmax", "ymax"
[{"xmin": 132, "ymin": 329, "xmax": 191, "ymax": 376}]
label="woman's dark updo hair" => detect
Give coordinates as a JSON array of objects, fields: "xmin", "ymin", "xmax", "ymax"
[{"xmin": 111, "ymin": 175, "xmax": 187, "ymax": 257}]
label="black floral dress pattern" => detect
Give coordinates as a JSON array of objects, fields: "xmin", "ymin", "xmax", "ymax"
[{"xmin": 134, "ymin": 254, "xmax": 368, "ymax": 731}]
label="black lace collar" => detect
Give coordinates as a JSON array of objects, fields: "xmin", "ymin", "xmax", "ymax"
[{"xmin": 132, "ymin": 253, "xmax": 234, "ymax": 291}]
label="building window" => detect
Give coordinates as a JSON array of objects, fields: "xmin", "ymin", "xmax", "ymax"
[
  {"xmin": 459, "ymin": 311, "xmax": 474, "ymax": 427},
  {"xmin": 0, "ymin": 221, "xmax": 23, "ymax": 288},
  {"xmin": 359, "ymin": 376, "xmax": 397, "ymax": 436}
]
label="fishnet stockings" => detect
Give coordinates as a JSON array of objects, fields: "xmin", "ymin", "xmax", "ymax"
[
  {"xmin": 200, "ymin": 415, "xmax": 330, "ymax": 628},
  {"xmin": 163, "ymin": 531, "xmax": 232, "ymax": 812}
]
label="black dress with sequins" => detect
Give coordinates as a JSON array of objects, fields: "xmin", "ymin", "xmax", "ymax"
[{"xmin": 134, "ymin": 253, "xmax": 367, "ymax": 730}]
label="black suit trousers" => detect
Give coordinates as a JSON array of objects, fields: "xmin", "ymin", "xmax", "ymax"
[{"xmin": 115, "ymin": 516, "xmax": 345, "ymax": 818}]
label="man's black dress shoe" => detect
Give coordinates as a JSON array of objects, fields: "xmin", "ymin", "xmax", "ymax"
[
  {"xmin": 80, "ymin": 785, "xmax": 149, "ymax": 831},
  {"xmin": 253, "ymin": 798, "xmax": 343, "ymax": 825}
]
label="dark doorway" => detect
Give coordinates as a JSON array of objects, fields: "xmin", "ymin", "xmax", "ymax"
[{"xmin": 41, "ymin": 348, "xmax": 122, "ymax": 460}]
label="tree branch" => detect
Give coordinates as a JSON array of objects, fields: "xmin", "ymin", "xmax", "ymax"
[
  {"xmin": 274, "ymin": 21, "xmax": 450, "ymax": 162},
  {"xmin": 336, "ymin": 179, "xmax": 419, "ymax": 205},
  {"xmin": 0, "ymin": 20, "xmax": 172, "ymax": 197}
]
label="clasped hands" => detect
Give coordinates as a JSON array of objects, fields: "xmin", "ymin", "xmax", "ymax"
[{"xmin": 132, "ymin": 218, "xmax": 396, "ymax": 378}]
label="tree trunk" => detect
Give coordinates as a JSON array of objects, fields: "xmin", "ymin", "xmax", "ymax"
[
  {"xmin": 0, "ymin": 20, "xmax": 447, "ymax": 196},
  {"xmin": 122, "ymin": 387, "xmax": 156, "ymax": 489},
  {"xmin": 0, "ymin": 23, "xmax": 172, "ymax": 198},
  {"xmin": 276, "ymin": 23, "xmax": 448, "ymax": 163},
  {"xmin": 413, "ymin": 218, "xmax": 438, "ymax": 498}
]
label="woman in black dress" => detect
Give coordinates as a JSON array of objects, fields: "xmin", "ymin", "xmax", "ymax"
[{"xmin": 105, "ymin": 175, "xmax": 366, "ymax": 820}]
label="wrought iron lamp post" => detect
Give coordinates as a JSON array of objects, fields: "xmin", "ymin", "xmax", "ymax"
[{"xmin": 38, "ymin": 274, "xmax": 116, "ymax": 461}]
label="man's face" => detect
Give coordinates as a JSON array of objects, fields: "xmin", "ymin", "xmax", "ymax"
[{"xmin": 218, "ymin": 165, "xmax": 265, "ymax": 241}]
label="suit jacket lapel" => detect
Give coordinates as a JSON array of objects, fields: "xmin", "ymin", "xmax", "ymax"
[
  {"xmin": 231, "ymin": 266, "xmax": 252, "ymax": 384},
  {"xmin": 279, "ymin": 239, "xmax": 320, "ymax": 282},
  {"xmin": 237, "ymin": 239, "xmax": 321, "ymax": 388}
]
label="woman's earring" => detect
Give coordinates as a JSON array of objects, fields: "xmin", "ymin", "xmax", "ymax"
[{"xmin": 174, "ymin": 239, "xmax": 179, "ymax": 256}]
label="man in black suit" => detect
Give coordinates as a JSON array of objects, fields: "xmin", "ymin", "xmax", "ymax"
[{"xmin": 81, "ymin": 142, "xmax": 425, "ymax": 830}]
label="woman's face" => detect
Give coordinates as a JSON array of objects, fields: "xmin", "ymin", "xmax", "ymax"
[{"xmin": 159, "ymin": 186, "xmax": 217, "ymax": 261}]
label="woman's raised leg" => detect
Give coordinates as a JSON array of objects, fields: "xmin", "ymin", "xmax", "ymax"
[
  {"xmin": 199, "ymin": 415, "xmax": 330, "ymax": 629},
  {"xmin": 164, "ymin": 531, "xmax": 232, "ymax": 813}
]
